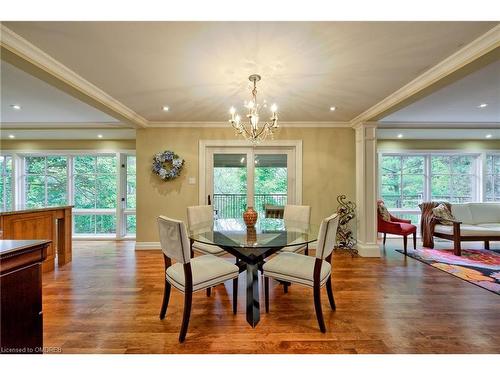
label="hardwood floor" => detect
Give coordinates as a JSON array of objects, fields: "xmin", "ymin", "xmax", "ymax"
[{"xmin": 41, "ymin": 240, "xmax": 500, "ymax": 354}]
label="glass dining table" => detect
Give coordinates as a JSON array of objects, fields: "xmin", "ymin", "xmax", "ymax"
[{"xmin": 188, "ymin": 218, "xmax": 320, "ymax": 328}]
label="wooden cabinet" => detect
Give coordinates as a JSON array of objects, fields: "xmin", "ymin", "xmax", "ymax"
[
  {"xmin": 0, "ymin": 240, "xmax": 50, "ymax": 354},
  {"xmin": 0, "ymin": 206, "xmax": 72, "ymax": 272}
]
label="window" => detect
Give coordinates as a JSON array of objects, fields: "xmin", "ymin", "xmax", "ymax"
[
  {"xmin": 124, "ymin": 155, "xmax": 136, "ymax": 235},
  {"xmin": 0, "ymin": 155, "xmax": 13, "ymax": 211},
  {"xmin": 24, "ymin": 156, "xmax": 68, "ymax": 207},
  {"xmin": 73, "ymin": 155, "xmax": 117, "ymax": 235},
  {"xmin": 380, "ymin": 155, "xmax": 425, "ymax": 208},
  {"xmin": 486, "ymin": 154, "xmax": 500, "ymax": 202},
  {"xmin": 431, "ymin": 155, "xmax": 477, "ymax": 203},
  {"xmin": 379, "ymin": 152, "xmax": 481, "ymax": 236}
]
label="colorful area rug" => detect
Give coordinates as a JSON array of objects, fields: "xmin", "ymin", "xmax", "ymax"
[{"xmin": 396, "ymin": 247, "xmax": 500, "ymax": 295}]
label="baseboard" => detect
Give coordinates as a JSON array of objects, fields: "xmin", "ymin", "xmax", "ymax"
[
  {"xmin": 135, "ymin": 242, "xmax": 161, "ymax": 250},
  {"xmin": 356, "ymin": 242, "xmax": 381, "ymax": 257}
]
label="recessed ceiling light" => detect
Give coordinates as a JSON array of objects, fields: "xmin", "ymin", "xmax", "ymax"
[
  {"xmin": 8, "ymin": 134, "xmax": 15, "ymax": 139},
  {"xmin": 485, "ymin": 134, "xmax": 492, "ymax": 139},
  {"xmin": 397, "ymin": 134, "xmax": 404, "ymax": 138},
  {"xmin": 10, "ymin": 104, "xmax": 21, "ymax": 110},
  {"xmin": 97, "ymin": 134, "xmax": 103, "ymax": 139},
  {"xmin": 162, "ymin": 106, "xmax": 170, "ymax": 112},
  {"xmin": 329, "ymin": 106, "xmax": 336, "ymax": 112},
  {"xmin": 478, "ymin": 103, "xmax": 488, "ymax": 108}
]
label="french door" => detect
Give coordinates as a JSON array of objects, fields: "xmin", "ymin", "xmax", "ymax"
[{"xmin": 204, "ymin": 146, "xmax": 297, "ymax": 219}]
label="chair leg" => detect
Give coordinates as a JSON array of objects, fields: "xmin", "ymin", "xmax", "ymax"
[
  {"xmin": 159, "ymin": 279, "xmax": 171, "ymax": 320},
  {"xmin": 179, "ymin": 289, "xmax": 193, "ymax": 343},
  {"xmin": 283, "ymin": 282, "xmax": 289, "ymax": 294},
  {"xmin": 264, "ymin": 276, "xmax": 269, "ymax": 313},
  {"xmin": 206, "ymin": 287, "xmax": 211, "ymax": 297},
  {"xmin": 485, "ymin": 241, "xmax": 490, "ymax": 250},
  {"xmin": 313, "ymin": 282, "xmax": 326, "ymax": 333},
  {"xmin": 325, "ymin": 276, "xmax": 336, "ymax": 311},
  {"xmin": 305, "ymin": 243, "xmax": 309, "ymax": 256},
  {"xmin": 413, "ymin": 232, "xmax": 417, "ymax": 250},
  {"xmin": 232, "ymin": 277, "xmax": 238, "ymax": 314},
  {"xmin": 403, "ymin": 235, "xmax": 408, "ymax": 254},
  {"xmin": 383, "ymin": 233, "xmax": 387, "ymax": 245}
]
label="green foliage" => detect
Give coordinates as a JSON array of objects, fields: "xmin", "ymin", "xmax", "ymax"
[
  {"xmin": 213, "ymin": 164, "xmax": 288, "ymax": 218},
  {"xmin": 381, "ymin": 154, "xmax": 477, "ymax": 209},
  {"xmin": 0, "ymin": 156, "xmax": 13, "ymax": 210}
]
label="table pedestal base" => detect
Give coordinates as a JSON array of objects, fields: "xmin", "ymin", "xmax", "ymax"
[{"xmin": 246, "ymin": 263, "xmax": 260, "ymax": 327}]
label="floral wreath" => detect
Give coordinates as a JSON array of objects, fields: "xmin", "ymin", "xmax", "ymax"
[{"xmin": 152, "ymin": 150, "xmax": 185, "ymax": 181}]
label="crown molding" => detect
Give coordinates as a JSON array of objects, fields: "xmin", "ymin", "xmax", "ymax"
[
  {"xmin": 146, "ymin": 121, "xmax": 352, "ymax": 128},
  {"xmin": 376, "ymin": 121, "xmax": 500, "ymax": 129},
  {"xmin": 0, "ymin": 25, "xmax": 148, "ymax": 129},
  {"xmin": 0, "ymin": 122, "xmax": 132, "ymax": 129},
  {"xmin": 350, "ymin": 24, "xmax": 500, "ymax": 126}
]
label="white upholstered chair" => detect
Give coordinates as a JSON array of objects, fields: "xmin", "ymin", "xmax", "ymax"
[
  {"xmin": 282, "ymin": 204, "xmax": 311, "ymax": 255},
  {"xmin": 187, "ymin": 205, "xmax": 227, "ymax": 257},
  {"xmin": 263, "ymin": 213, "xmax": 340, "ymax": 333},
  {"xmin": 157, "ymin": 216, "xmax": 239, "ymax": 342}
]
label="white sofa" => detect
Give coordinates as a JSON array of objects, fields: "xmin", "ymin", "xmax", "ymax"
[{"xmin": 434, "ymin": 202, "xmax": 500, "ymax": 255}]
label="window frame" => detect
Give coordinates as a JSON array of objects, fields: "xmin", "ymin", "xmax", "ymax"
[
  {"xmin": 1, "ymin": 149, "xmax": 135, "ymax": 240},
  {"xmin": 485, "ymin": 152, "xmax": 500, "ymax": 202},
  {"xmin": 378, "ymin": 149, "xmax": 493, "ymax": 237}
]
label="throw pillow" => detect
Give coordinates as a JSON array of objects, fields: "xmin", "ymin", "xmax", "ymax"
[
  {"xmin": 378, "ymin": 202, "xmax": 391, "ymax": 222},
  {"xmin": 432, "ymin": 203, "xmax": 456, "ymax": 225}
]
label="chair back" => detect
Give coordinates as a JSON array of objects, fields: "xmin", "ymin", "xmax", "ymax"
[
  {"xmin": 264, "ymin": 204, "xmax": 284, "ymax": 218},
  {"xmin": 315, "ymin": 213, "xmax": 340, "ymax": 260},
  {"xmin": 187, "ymin": 205, "xmax": 214, "ymax": 228},
  {"xmin": 284, "ymin": 204, "xmax": 311, "ymax": 225},
  {"xmin": 157, "ymin": 216, "xmax": 191, "ymax": 264}
]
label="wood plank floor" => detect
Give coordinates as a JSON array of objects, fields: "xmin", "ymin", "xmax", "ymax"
[{"xmin": 41, "ymin": 240, "xmax": 500, "ymax": 354}]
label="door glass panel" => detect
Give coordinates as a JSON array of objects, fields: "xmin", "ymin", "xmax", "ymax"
[
  {"xmin": 213, "ymin": 154, "xmax": 247, "ymax": 219},
  {"xmin": 254, "ymin": 154, "xmax": 288, "ymax": 218}
]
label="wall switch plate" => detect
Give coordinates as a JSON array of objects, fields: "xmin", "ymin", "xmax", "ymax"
[{"xmin": 188, "ymin": 177, "xmax": 196, "ymax": 185}]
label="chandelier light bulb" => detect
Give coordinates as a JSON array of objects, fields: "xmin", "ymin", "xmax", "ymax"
[
  {"xmin": 270, "ymin": 103, "xmax": 277, "ymax": 113},
  {"xmin": 229, "ymin": 107, "xmax": 236, "ymax": 115},
  {"xmin": 235, "ymin": 114, "xmax": 241, "ymax": 124}
]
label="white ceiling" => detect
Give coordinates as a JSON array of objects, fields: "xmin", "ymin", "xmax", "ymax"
[
  {"xmin": 0, "ymin": 60, "xmax": 120, "ymax": 124},
  {"xmin": 3, "ymin": 21, "xmax": 497, "ymax": 123},
  {"xmin": 381, "ymin": 59, "xmax": 500, "ymax": 123},
  {"xmin": 0, "ymin": 128, "xmax": 136, "ymax": 140}
]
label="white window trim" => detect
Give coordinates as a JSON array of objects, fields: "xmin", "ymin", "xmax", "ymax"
[
  {"xmin": 1, "ymin": 149, "xmax": 135, "ymax": 240},
  {"xmin": 378, "ymin": 149, "xmax": 499, "ymax": 238},
  {"xmin": 198, "ymin": 140, "xmax": 303, "ymax": 206}
]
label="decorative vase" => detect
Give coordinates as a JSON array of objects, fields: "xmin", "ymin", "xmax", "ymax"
[{"xmin": 243, "ymin": 206, "xmax": 258, "ymax": 227}]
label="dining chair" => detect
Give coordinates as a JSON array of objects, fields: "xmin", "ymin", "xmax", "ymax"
[
  {"xmin": 262, "ymin": 213, "xmax": 340, "ymax": 333},
  {"xmin": 282, "ymin": 204, "xmax": 311, "ymax": 255},
  {"xmin": 157, "ymin": 216, "xmax": 239, "ymax": 342},
  {"xmin": 187, "ymin": 205, "xmax": 227, "ymax": 257}
]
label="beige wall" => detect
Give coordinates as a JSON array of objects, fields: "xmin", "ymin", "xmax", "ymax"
[
  {"xmin": 378, "ymin": 139, "xmax": 500, "ymax": 151},
  {"xmin": 0, "ymin": 139, "xmax": 135, "ymax": 150},
  {"xmin": 136, "ymin": 127, "xmax": 355, "ymax": 242}
]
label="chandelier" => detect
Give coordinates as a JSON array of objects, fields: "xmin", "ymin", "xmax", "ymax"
[{"xmin": 229, "ymin": 74, "xmax": 278, "ymax": 143}]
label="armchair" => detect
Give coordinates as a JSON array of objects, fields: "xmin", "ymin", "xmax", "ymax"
[{"xmin": 377, "ymin": 200, "xmax": 417, "ymax": 254}]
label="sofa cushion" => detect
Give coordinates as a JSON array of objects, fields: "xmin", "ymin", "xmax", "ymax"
[
  {"xmin": 433, "ymin": 203, "xmax": 456, "ymax": 225},
  {"xmin": 450, "ymin": 204, "xmax": 473, "ymax": 224},
  {"xmin": 434, "ymin": 224, "xmax": 500, "ymax": 237},
  {"xmin": 378, "ymin": 202, "xmax": 391, "ymax": 222},
  {"xmin": 468, "ymin": 203, "xmax": 500, "ymax": 225}
]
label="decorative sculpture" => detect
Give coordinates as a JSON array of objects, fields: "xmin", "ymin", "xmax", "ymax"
[{"xmin": 335, "ymin": 195, "xmax": 358, "ymax": 256}]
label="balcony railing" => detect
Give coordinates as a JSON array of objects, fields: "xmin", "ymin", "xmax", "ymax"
[{"xmin": 213, "ymin": 193, "xmax": 287, "ymax": 219}]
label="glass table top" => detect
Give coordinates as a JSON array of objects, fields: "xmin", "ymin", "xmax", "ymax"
[{"xmin": 188, "ymin": 218, "xmax": 319, "ymax": 249}]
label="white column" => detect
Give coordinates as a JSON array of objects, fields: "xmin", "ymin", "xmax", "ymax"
[{"xmin": 354, "ymin": 123, "xmax": 380, "ymax": 257}]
